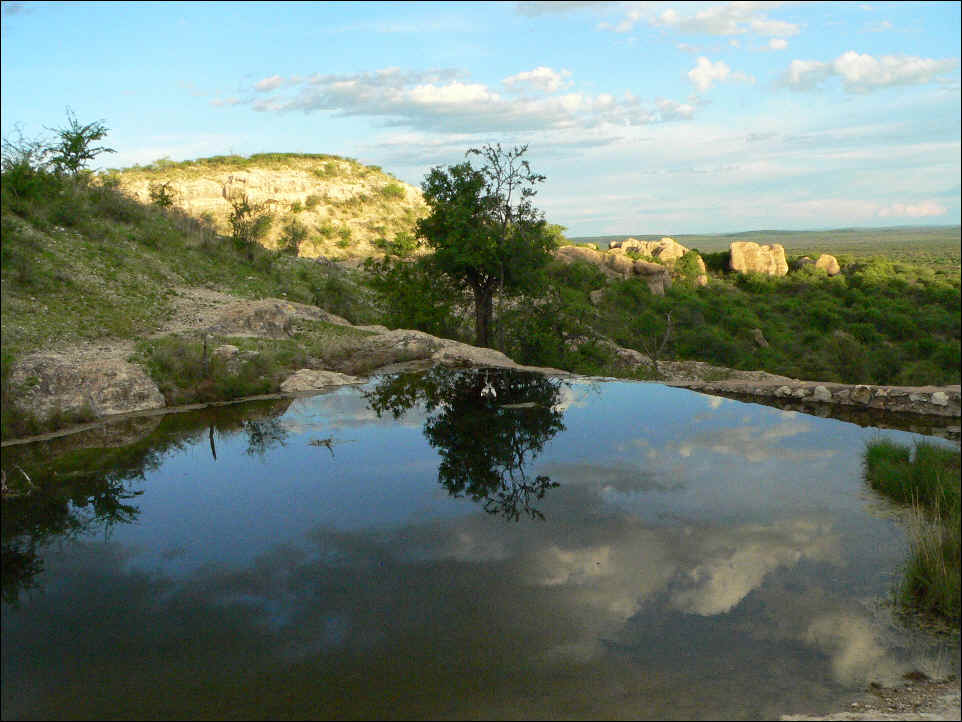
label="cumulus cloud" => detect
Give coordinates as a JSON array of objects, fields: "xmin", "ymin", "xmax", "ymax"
[
  {"xmin": 503, "ymin": 66, "xmax": 572, "ymax": 93},
  {"xmin": 783, "ymin": 51, "xmax": 959, "ymax": 92},
  {"xmin": 769, "ymin": 37, "xmax": 787, "ymax": 50},
  {"xmin": 877, "ymin": 200, "xmax": 947, "ymax": 218},
  {"xmin": 650, "ymin": 3, "xmax": 800, "ymax": 38},
  {"xmin": 254, "ymin": 74, "xmax": 286, "ymax": 92},
  {"xmin": 688, "ymin": 56, "xmax": 754, "ymax": 93},
  {"xmin": 228, "ymin": 66, "xmax": 696, "ymax": 134}
]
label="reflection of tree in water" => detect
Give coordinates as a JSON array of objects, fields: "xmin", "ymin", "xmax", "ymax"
[
  {"xmin": 365, "ymin": 367, "xmax": 566, "ymax": 521},
  {"xmin": 242, "ymin": 418, "xmax": 288, "ymax": 457},
  {"xmin": 2, "ymin": 399, "xmax": 292, "ymax": 605},
  {"xmin": 2, "ymin": 468, "xmax": 143, "ymax": 605}
]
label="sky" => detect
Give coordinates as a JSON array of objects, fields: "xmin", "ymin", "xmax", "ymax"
[{"xmin": 1, "ymin": 1, "xmax": 960, "ymax": 236}]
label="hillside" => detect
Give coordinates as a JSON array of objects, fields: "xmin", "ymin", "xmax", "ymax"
[{"xmin": 106, "ymin": 153, "xmax": 428, "ymax": 259}]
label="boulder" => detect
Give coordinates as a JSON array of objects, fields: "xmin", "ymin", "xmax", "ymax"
[
  {"xmin": 751, "ymin": 328, "xmax": 769, "ymax": 348},
  {"xmin": 325, "ymin": 329, "xmax": 520, "ymax": 376},
  {"xmin": 555, "ymin": 245, "xmax": 603, "ymax": 264},
  {"xmin": 632, "ymin": 260, "xmax": 672, "ymax": 295},
  {"xmin": 611, "ymin": 237, "xmax": 689, "ymax": 264},
  {"xmin": 10, "ymin": 355, "xmax": 165, "ymax": 421},
  {"xmin": 729, "ymin": 242, "xmax": 788, "ymax": 277},
  {"xmin": 280, "ymin": 369, "xmax": 363, "ymax": 393},
  {"xmin": 206, "ymin": 298, "xmax": 348, "ymax": 337},
  {"xmin": 648, "ymin": 237, "xmax": 689, "ymax": 264},
  {"xmin": 589, "ymin": 289, "xmax": 605, "ymax": 306},
  {"xmin": 605, "ymin": 252, "xmax": 636, "ymax": 276},
  {"xmin": 815, "ymin": 254, "xmax": 840, "ymax": 276}
]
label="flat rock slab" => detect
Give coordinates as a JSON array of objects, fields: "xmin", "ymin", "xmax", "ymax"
[
  {"xmin": 280, "ymin": 369, "xmax": 364, "ymax": 393},
  {"xmin": 10, "ymin": 354, "xmax": 166, "ymax": 420},
  {"xmin": 205, "ymin": 298, "xmax": 349, "ymax": 338}
]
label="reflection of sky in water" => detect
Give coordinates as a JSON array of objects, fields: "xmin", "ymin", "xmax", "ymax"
[{"xmin": 3, "ymin": 379, "xmax": 958, "ymax": 720}]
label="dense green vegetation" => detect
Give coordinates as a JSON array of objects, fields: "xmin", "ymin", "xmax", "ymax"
[
  {"xmin": 864, "ymin": 439, "xmax": 961, "ymax": 624},
  {"xmin": 2, "ymin": 118, "xmax": 959, "ymax": 440}
]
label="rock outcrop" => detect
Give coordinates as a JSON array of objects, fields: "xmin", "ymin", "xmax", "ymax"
[
  {"xmin": 554, "ymin": 245, "xmax": 673, "ymax": 294},
  {"xmin": 206, "ymin": 298, "xmax": 348, "ymax": 338},
  {"xmin": 107, "ymin": 155, "xmax": 428, "ymax": 260},
  {"xmin": 279, "ymin": 369, "xmax": 364, "ymax": 393},
  {"xmin": 729, "ymin": 241, "xmax": 789, "ymax": 277},
  {"xmin": 9, "ymin": 355, "xmax": 165, "ymax": 421},
  {"xmin": 610, "ymin": 237, "xmax": 689, "ymax": 264},
  {"xmin": 632, "ymin": 260, "xmax": 673, "ymax": 295},
  {"xmin": 815, "ymin": 254, "xmax": 841, "ymax": 276}
]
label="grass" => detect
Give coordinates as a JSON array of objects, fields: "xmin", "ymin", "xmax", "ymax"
[
  {"xmin": 864, "ymin": 438, "xmax": 961, "ymax": 625},
  {"xmin": 129, "ymin": 319, "xmax": 377, "ymax": 407}
]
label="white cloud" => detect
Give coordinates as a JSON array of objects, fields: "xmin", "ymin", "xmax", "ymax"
[
  {"xmin": 651, "ymin": 3, "xmax": 801, "ymax": 38},
  {"xmin": 783, "ymin": 51, "xmax": 959, "ymax": 92},
  {"xmin": 688, "ymin": 56, "xmax": 754, "ymax": 93},
  {"xmin": 877, "ymin": 201, "xmax": 947, "ymax": 218},
  {"xmin": 769, "ymin": 37, "xmax": 787, "ymax": 50},
  {"xmin": 210, "ymin": 96, "xmax": 243, "ymax": 107},
  {"xmin": 230, "ymin": 66, "xmax": 696, "ymax": 134},
  {"xmin": 254, "ymin": 74, "xmax": 286, "ymax": 92},
  {"xmin": 502, "ymin": 66, "xmax": 572, "ymax": 93}
]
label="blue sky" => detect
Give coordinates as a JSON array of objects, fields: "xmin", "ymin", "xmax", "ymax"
[{"xmin": 2, "ymin": 1, "xmax": 959, "ymax": 235}]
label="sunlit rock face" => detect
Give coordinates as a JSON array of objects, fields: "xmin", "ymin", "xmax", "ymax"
[
  {"xmin": 815, "ymin": 253, "xmax": 841, "ymax": 276},
  {"xmin": 108, "ymin": 157, "xmax": 428, "ymax": 259},
  {"xmin": 9, "ymin": 354, "xmax": 165, "ymax": 421},
  {"xmin": 729, "ymin": 241, "xmax": 789, "ymax": 277}
]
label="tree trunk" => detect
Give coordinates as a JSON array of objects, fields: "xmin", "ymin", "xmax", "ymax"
[{"xmin": 474, "ymin": 285, "xmax": 494, "ymax": 348}]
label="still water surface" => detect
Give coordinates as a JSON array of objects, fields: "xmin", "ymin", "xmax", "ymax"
[{"xmin": 2, "ymin": 369, "xmax": 959, "ymax": 720}]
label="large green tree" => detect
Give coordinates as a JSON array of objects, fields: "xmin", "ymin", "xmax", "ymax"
[{"xmin": 416, "ymin": 144, "xmax": 552, "ymax": 348}]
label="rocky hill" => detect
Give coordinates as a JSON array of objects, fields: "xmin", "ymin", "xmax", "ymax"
[{"xmin": 105, "ymin": 153, "xmax": 428, "ymax": 260}]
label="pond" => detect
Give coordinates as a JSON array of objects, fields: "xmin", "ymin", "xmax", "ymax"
[{"xmin": 2, "ymin": 368, "xmax": 959, "ymax": 720}]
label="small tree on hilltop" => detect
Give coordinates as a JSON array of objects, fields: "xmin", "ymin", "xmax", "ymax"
[
  {"xmin": 47, "ymin": 108, "xmax": 115, "ymax": 177},
  {"xmin": 417, "ymin": 143, "xmax": 552, "ymax": 348}
]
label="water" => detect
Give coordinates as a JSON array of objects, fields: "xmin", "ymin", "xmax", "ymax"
[{"xmin": 2, "ymin": 369, "xmax": 958, "ymax": 720}]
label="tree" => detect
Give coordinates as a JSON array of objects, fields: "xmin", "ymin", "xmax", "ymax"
[
  {"xmin": 416, "ymin": 144, "xmax": 552, "ymax": 348},
  {"xmin": 47, "ymin": 108, "xmax": 115, "ymax": 176},
  {"xmin": 148, "ymin": 180, "xmax": 178, "ymax": 209},
  {"xmin": 227, "ymin": 193, "xmax": 273, "ymax": 260}
]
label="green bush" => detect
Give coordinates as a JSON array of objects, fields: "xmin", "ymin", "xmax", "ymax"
[
  {"xmin": 379, "ymin": 182, "xmax": 405, "ymax": 200},
  {"xmin": 279, "ymin": 218, "xmax": 308, "ymax": 255}
]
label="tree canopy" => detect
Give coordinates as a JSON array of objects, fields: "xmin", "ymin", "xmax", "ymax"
[{"xmin": 416, "ymin": 144, "xmax": 553, "ymax": 348}]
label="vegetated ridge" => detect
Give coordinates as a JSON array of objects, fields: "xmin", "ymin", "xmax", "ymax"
[
  {"xmin": 2, "ymin": 147, "xmax": 960, "ymax": 443},
  {"xmin": 106, "ymin": 153, "xmax": 428, "ymax": 260}
]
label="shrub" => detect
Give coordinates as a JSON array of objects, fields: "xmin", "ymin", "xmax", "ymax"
[
  {"xmin": 148, "ymin": 181, "xmax": 177, "ymax": 208},
  {"xmin": 304, "ymin": 194, "xmax": 321, "ymax": 210},
  {"xmin": 279, "ymin": 218, "xmax": 308, "ymax": 255},
  {"xmin": 379, "ymin": 182, "xmax": 405, "ymax": 200}
]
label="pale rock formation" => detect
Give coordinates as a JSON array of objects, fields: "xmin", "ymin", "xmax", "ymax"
[
  {"xmin": 815, "ymin": 254, "xmax": 841, "ymax": 276},
  {"xmin": 611, "ymin": 237, "xmax": 690, "ymax": 264},
  {"xmin": 633, "ymin": 260, "xmax": 672, "ymax": 295},
  {"xmin": 206, "ymin": 298, "xmax": 347, "ymax": 338},
  {"xmin": 604, "ymin": 252, "xmax": 636, "ymax": 276},
  {"xmin": 751, "ymin": 328, "xmax": 769, "ymax": 348},
  {"xmin": 729, "ymin": 242, "xmax": 789, "ymax": 277},
  {"xmin": 280, "ymin": 369, "xmax": 363, "ymax": 393},
  {"xmin": 9, "ymin": 355, "xmax": 165, "ymax": 421}
]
